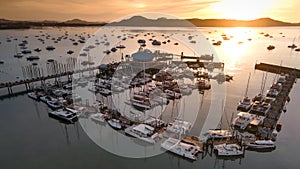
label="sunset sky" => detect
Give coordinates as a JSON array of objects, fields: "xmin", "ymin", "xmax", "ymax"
[{"xmin": 0, "ymin": 0, "xmax": 299, "ymax": 22}]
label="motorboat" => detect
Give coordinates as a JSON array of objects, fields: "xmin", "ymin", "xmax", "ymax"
[
  {"xmin": 98, "ymin": 88, "xmax": 112, "ymax": 96},
  {"xmin": 267, "ymin": 45, "xmax": 275, "ymax": 50},
  {"xmin": 166, "ymin": 120, "xmax": 192, "ymax": 135},
  {"xmin": 199, "ymin": 54, "xmax": 214, "ymax": 60},
  {"xmin": 27, "ymin": 92, "xmax": 39, "ymax": 100},
  {"xmin": 46, "ymin": 46, "xmax": 55, "ymax": 50},
  {"xmin": 21, "ymin": 49, "xmax": 32, "ymax": 54},
  {"xmin": 244, "ymin": 140, "xmax": 276, "ymax": 150},
  {"xmin": 26, "ymin": 55, "xmax": 40, "ymax": 61},
  {"xmin": 237, "ymin": 97, "xmax": 253, "ymax": 112},
  {"xmin": 107, "ymin": 119, "xmax": 122, "ymax": 130},
  {"xmin": 14, "ymin": 52, "xmax": 23, "ymax": 58},
  {"xmin": 40, "ymin": 95, "xmax": 56, "ymax": 103},
  {"xmin": 48, "ymin": 109, "xmax": 78, "ymax": 123},
  {"xmin": 152, "ymin": 40, "xmax": 161, "ymax": 46},
  {"xmin": 266, "ymin": 89, "xmax": 279, "ymax": 98},
  {"xmin": 252, "ymin": 93, "xmax": 264, "ymax": 102},
  {"xmin": 288, "ymin": 44, "xmax": 297, "ymax": 49},
  {"xmin": 165, "ymin": 90, "xmax": 182, "ymax": 99},
  {"xmin": 47, "ymin": 100, "xmax": 63, "ymax": 109},
  {"xmin": 214, "ymin": 143, "xmax": 244, "ymax": 157},
  {"xmin": 202, "ymin": 130, "xmax": 233, "ymax": 141},
  {"xmin": 232, "ymin": 112, "xmax": 256, "ymax": 130},
  {"xmin": 90, "ymin": 113, "xmax": 106, "ymax": 124},
  {"xmin": 161, "ymin": 137, "xmax": 202, "ymax": 160},
  {"xmin": 34, "ymin": 48, "xmax": 42, "ymax": 52},
  {"xmin": 125, "ymin": 124, "xmax": 160, "ymax": 144}
]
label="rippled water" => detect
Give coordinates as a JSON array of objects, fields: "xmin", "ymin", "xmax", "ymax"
[{"xmin": 0, "ymin": 26, "xmax": 300, "ymax": 169}]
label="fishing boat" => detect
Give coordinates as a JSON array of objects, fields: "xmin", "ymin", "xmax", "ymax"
[
  {"xmin": 125, "ymin": 124, "xmax": 160, "ymax": 144},
  {"xmin": 214, "ymin": 143, "xmax": 244, "ymax": 157},
  {"xmin": 48, "ymin": 109, "xmax": 78, "ymax": 123},
  {"xmin": 161, "ymin": 137, "xmax": 202, "ymax": 160},
  {"xmin": 0, "ymin": 60, "xmax": 4, "ymax": 64},
  {"xmin": 244, "ymin": 140, "xmax": 276, "ymax": 150}
]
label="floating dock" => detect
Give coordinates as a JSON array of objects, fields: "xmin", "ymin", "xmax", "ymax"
[{"xmin": 255, "ymin": 62, "xmax": 300, "ymax": 78}]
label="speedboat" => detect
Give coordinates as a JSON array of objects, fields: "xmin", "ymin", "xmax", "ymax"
[
  {"xmin": 161, "ymin": 137, "xmax": 202, "ymax": 160},
  {"xmin": 244, "ymin": 140, "xmax": 276, "ymax": 150},
  {"xmin": 214, "ymin": 143, "xmax": 244, "ymax": 157},
  {"xmin": 48, "ymin": 109, "xmax": 78, "ymax": 123},
  {"xmin": 125, "ymin": 124, "xmax": 160, "ymax": 144}
]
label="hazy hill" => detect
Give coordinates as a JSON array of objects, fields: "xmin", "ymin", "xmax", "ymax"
[
  {"xmin": 110, "ymin": 16, "xmax": 300, "ymax": 27},
  {"xmin": 1, "ymin": 16, "xmax": 300, "ymax": 29}
]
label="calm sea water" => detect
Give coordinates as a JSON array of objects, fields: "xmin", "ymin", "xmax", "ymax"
[{"xmin": 0, "ymin": 26, "xmax": 300, "ymax": 169}]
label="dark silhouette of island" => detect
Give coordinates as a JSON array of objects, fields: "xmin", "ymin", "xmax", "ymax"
[{"xmin": 1, "ymin": 16, "xmax": 300, "ymax": 29}]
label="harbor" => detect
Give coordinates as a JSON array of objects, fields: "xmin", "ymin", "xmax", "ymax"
[{"xmin": 1, "ymin": 25, "xmax": 300, "ymax": 169}]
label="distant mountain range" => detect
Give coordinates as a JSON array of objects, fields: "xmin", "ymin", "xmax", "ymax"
[{"xmin": 1, "ymin": 16, "xmax": 300, "ymax": 29}]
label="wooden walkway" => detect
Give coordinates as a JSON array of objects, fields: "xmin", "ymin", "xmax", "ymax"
[
  {"xmin": 255, "ymin": 62, "xmax": 300, "ymax": 78},
  {"xmin": 0, "ymin": 66, "xmax": 98, "ymax": 94}
]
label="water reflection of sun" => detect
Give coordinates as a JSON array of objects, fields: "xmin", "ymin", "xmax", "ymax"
[{"xmin": 218, "ymin": 27, "xmax": 254, "ymax": 70}]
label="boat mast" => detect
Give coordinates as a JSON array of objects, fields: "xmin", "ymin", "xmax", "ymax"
[{"xmin": 244, "ymin": 73, "xmax": 251, "ymax": 97}]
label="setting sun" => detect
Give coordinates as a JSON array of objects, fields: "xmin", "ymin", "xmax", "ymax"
[{"xmin": 211, "ymin": 0, "xmax": 273, "ymax": 20}]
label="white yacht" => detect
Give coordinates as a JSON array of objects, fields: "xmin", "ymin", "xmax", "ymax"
[
  {"xmin": 48, "ymin": 109, "xmax": 78, "ymax": 123},
  {"xmin": 107, "ymin": 119, "xmax": 122, "ymax": 130},
  {"xmin": 232, "ymin": 112, "xmax": 256, "ymax": 130},
  {"xmin": 214, "ymin": 143, "xmax": 244, "ymax": 156},
  {"xmin": 161, "ymin": 137, "xmax": 202, "ymax": 160},
  {"xmin": 125, "ymin": 124, "xmax": 159, "ymax": 144},
  {"xmin": 244, "ymin": 140, "xmax": 276, "ymax": 150},
  {"xmin": 27, "ymin": 92, "xmax": 38, "ymax": 100}
]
